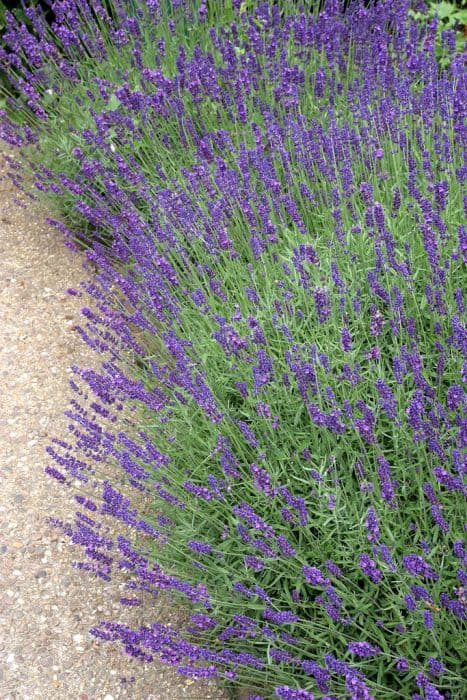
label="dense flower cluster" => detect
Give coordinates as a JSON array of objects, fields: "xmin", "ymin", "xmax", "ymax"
[{"xmin": 1, "ymin": 1, "xmax": 466, "ymax": 698}]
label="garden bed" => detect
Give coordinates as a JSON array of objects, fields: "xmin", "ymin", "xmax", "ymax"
[{"xmin": 1, "ymin": 2, "xmax": 466, "ymax": 699}]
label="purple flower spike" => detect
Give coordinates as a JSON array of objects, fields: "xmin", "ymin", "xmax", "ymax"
[
  {"xmin": 359, "ymin": 554, "xmax": 383, "ymax": 584},
  {"xmin": 275, "ymin": 687, "xmax": 314, "ymax": 700},
  {"xmin": 396, "ymin": 657, "xmax": 409, "ymax": 673},
  {"xmin": 364, "ymin": 507, "xmax": 380, "ymax": 543},
  {"xmin": 347, "ymin": 641, "xmax": 381, "ymax": 657},
  {"xmin": 403, "ymin": 554, "xmax": 439, "ymax": 580},
  {"xmin": 303, "ymin": 566, "xmax": 327, "ymax": 586}
]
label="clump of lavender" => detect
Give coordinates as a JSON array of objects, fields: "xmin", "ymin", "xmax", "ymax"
[{"xmin": 2, "ymin": 1, "xmax": 466, "ymax": 698}]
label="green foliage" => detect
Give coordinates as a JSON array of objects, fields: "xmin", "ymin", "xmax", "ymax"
[{"xmin": 410, "ymin": 0, "xmax": 467, "ymax": 63}]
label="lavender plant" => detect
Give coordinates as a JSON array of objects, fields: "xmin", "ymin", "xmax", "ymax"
[{"xmin": 1, "ymin": 1, "xmax": 466, "ymax": 698}]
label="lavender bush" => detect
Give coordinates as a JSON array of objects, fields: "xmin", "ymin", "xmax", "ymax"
[{"xmin": 1, "ymin": 1, "xmax": 466, "ymax": 698}]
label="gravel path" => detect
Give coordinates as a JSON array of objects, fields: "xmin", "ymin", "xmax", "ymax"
[{"xmin": 0, "ymin": 152, "xmax": 226, "ymax": 700}]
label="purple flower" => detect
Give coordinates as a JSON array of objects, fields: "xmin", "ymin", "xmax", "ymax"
[
  {"xmin": 404, "ymin": 594, "xmax": 417, "ymax": 611},
  {"xmin": 233, "ymin": 502, "xmax": 275, "ymax": 538},
  {"xmin": 302, "ymin": 660, "xmax": 330, "ymax": 692},
  {"xmin": 45, "ymin": 466, "xmax": 67, "ymax": 483},
  {"xmin": 433, "ymin": 465, "xmax": 464, "ymax": 493},
  {"xmin": 244, "ymin": 554, "xmax": 265, "ymax": 571},
  {"xmin": 453, "ymin": 540, "xmax": 467, "ymax": 565},
  {"xmin": 423, "ymin": 483, "xmax": 438, "ymax": 505},
  {"xmin": 198, "ymin": 2, "xmax": 207, "ymax": 21},
  {"xmin": 263, "ymin": 608, "xmax": 299, "ymax": 625},
  {"xmin": 379, "ymin": 544, "xmax": 396, "ymax": 571},
  {"xmin": 303, "ymin": 566, "xmax": 327, "ymax": 586},
  {"xmin": 177, "ymin": 665, "xmax": 217, "ymax": 679},
  {"xmin": 313, "ymin": 288, "xmax": 331, "ymax": 323},
  {"xmin": 428, "ymin": 657, "xmax": 446, "ymax": 677},
  {"xmin": 250, "ymin": 462, "xmax": 275, "ymax": 496},
  {"xmin": 347, "ymin": 641, "xmax": 381, "ymax": 657},
  {"xmin": 188, "ymin": 613, "xmax": 217, "ymax": 632},
  {"xmin": 354, "ymin": 418, "xmax": 376, "ymax": 445},
  {"xmin": 325, "ymin": 560, "xmax": 343, "ymax": 578},
  {"xmin": 359, "ymin": 554, "xmax": 383, "ymax": 583},
  {"xmin": 360, "ymin": 182, "xmax": 374, "ymax": 206},
  {"xmin": 423, "ymin": 610, "xmax": 434, "ymax": 629},
  {"xmin": 190, "ymin": 288, "xmax": 207, "ymax": 308},
  {"xmin": 187, "ymin": 540, "xmax": 213, "ymax": 555},
  {"xmin": 411, "ymin": 585, "xmax": 434, "ymax": 604},
  {"xmin": 236, "ymin": 420, "xmax": 260, "ymax": 448},
  {"xmin": 364, "ymin": 507, "xmax": 380, "ymax": 543},
  {"xmin": 183, "ymin": 481, "xmax": 213, "ymax": 501},
  {"xmin": 403, "ymin": 554, "xmax": 439, "ymax": 580},
  {"xmin": 446, "ymin": 384, "xmax": 464, "ymax": 411},
  {"xmin": 341, "ymin": 327, "xmax": 352, "ymax": 352},
  {"xmin": 376, "ymin": 455, "xmax": 398, "ymax": 506},
  {"xmin": 416, "ymin": 673, "xmax": 429, "ymax": 689},
  {"xmin": 275, "ymin": 687, "xmax": 314, "ymax": 700},
  {"xmin": 277, "ymin": 534, "xmax": 296, "ymax": 558},
  {"xmin": 252, "ymin": 349, "xmax": 274, "ymax": 394},
  {"xmin": 396, "ymin": 657, "xmax": 409, "ymax": 672},
  {"xmin": 424, "ymin": 684, "xmax": 445, "ymax": 700},
  {"xmin": 245, "ymin": 286, "xmax": 259, "ymax": 305},
  {"xmin": 431, "ymin": 505, "xmax": 450, "ymax": 533},
  {"xmin": 119, "ymin": 597, "xmax": 141, "ymax": 607},
  {"xmin": 439, "ymin": 592, "xmax": 466, "ymax": 620},
  {"xmin": 219, "ymin": 441, "xmax": 242, "ymax": 478},
  {"xmin": 375, "ymin": 379, "xmax": 398, "ymax": 421}
]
